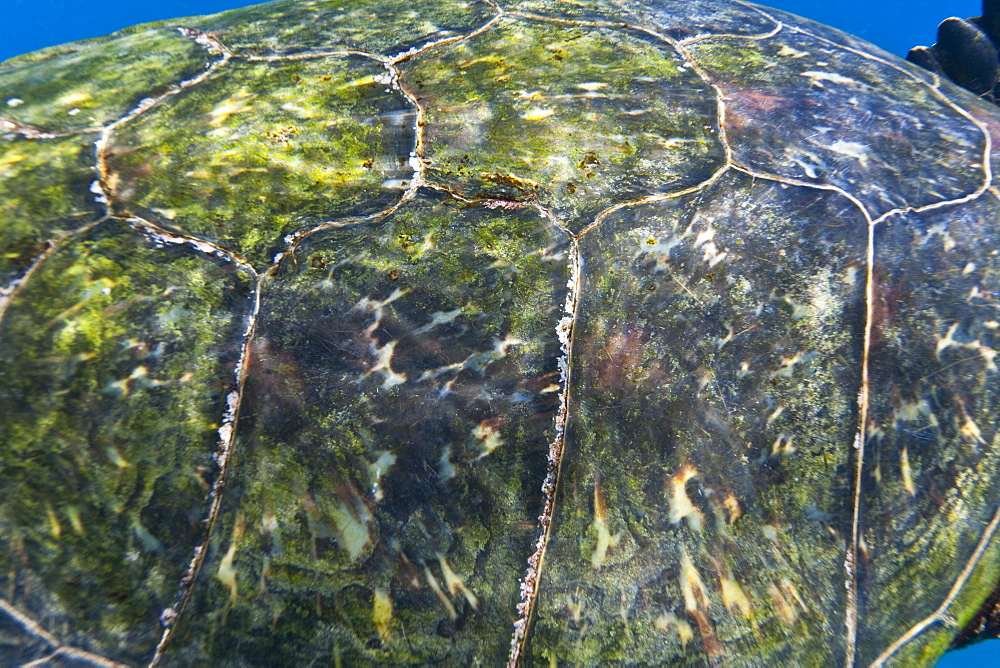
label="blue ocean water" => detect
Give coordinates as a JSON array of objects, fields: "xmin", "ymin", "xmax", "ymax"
[
  {"xmin": 0, "ymin": 0, "xmax": 981, "ymax": 61},
  {"xmin": 1, "ymin": 0, "xmax": 998, "ymax": 665}
]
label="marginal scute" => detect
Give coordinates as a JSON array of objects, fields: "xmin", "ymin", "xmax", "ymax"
[
  {"xmin": 0, "ymin": 28, "xmax": 213, "ymax": 132},
  {"xmin": 859, "ymin": 192, "xmax": 1000, "ymax": 662},
  {"xmin": 181, "ymin": 0, "xmax": 498, "ymax": 57},
  {"xmin": 0, "ymin": 134, "xmax": 102, "ymax": 286},
  {"xmin": 0, "ymin": 218, "xmax": 254, "ymax": 665},
  {"xmin": 105, "ymin": 55, "xmax": 416, "ymax": 268},
  {"xmin": 686, "ymin": 29, "xmax": 987, "ymax": 217}
]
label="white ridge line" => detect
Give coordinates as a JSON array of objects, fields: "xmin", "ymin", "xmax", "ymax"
[
  {"xmin": 675, "ymin": 22, "xmax": 782, "ymax": 45},
  {"xmin": 390, "ymin": 11, "xmax": 503, "ymax": 64},
  {"xmin": 94, "ymin": 27, "xmax": 233, "ymax": 210},
  {"xmin": 0, "ymin": 597, "xmax": 124, "ymax": 667},
  {"xmin": 741, "ymin": 1, "xmax": 995, "ymax": 207},
  {"xmin": 149, "ymin": 270, "xmax": 261, "ymax": 667},
  {"xmin": 0, "ymin": 114, "xmax": 100, "ymax": 139},
  {"xmin": 508, "ymin": 224, "xmax": 580, "ymax": 668},
  {"xmin": 0, "ymin": 217, "xmax": 106, "ymax": 326},
  {"xmin": 576, "ymin": 164, "xmax": 730, "ymax": 238},
  {"xmin": 871, "ymin": 504, "xmax": 1000, "ymax": 666},
  {"xmin": 244, "ymin": 48, "xmax": 383, "ymax": 62},
  {"xmin": 125, "ymin": 215, "xmax": 253, "ymax": 267},
  {"xmin": 269, "ymin": 8, "xmax": 504, "ymax": 256},
  {"xmin": 844, "ymin": 211, "xmax": 876, "ymax": 668}
]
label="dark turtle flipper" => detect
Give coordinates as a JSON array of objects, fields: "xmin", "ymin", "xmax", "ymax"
[
  {"xmin": 936, "ymin": 17, "xmax": 1000, "ymax": 95},
  {"xmin": 906, "ymin": 44, "xmax": 946, "ymax": 75},
  {"xmin": 981, "ymin": 0, "xmax": 1000, "ymax": 46}
]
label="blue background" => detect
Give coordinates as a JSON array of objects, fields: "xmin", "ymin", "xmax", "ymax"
[
  {"xmin": 0, "ymin": 0, "xmax": 983, "ymax": 61},
  {"xmin": 1, "ymin": 0, "xmax": 997, "ymax": 665}
]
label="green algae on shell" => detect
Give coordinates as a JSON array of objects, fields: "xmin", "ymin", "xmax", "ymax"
[{"xmin": 2, "ymin": 0, "xmax": 1000, "ymax": 665}]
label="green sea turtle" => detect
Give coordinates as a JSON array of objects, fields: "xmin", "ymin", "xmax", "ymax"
[{"xmin": 2, "ymin": 0, "xmax": 1000, "ymax": 665}]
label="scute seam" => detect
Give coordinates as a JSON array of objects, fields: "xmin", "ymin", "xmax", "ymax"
[
  {"xmin": 870, "ymin": 504, "xmax": 1000, "ymax": 665},
  {"xmin": 1, "ymin": 27, "xmax": 232, "ymax": 329},
  {"xmin": 0, "ymin": 597, "xmax": 124, "ymax": 667},
  {"xmin": 149, "ymin": 265, "xmax": 261, "ymax": 666},
  {"xmin": 508, "ymin": 222, "xmax": 579, "ymax": 667},
  {"xmin": 0, "ymin": 217, "xmax": 106, "ymax": 326}
]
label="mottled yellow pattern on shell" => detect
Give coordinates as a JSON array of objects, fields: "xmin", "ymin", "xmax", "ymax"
[{"xmin": 1, "ymin": 0, "xmax": 1000, "ymax": 665}]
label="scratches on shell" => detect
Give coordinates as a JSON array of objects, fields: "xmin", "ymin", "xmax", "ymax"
[
  {"xmin": 668, "ymin": 466, "xmax": 703, "ymax": 532},
  {"xmin": 424, "ymin": 565, "xmax": 458, "ymax": 622},
  {"xmin": 590, "ymin": 474, "xmax": 621, "ymax": 568},
  {"xmin": 654, "ymin": 612, "xmax": 694, "ymax": 648},
  {"xmin": 899, "ymin": 447, "xmax": 916, "ymax": 497},
  {"xmin": 437, "ymin": 553, "xmax": 480, "ymax": 612},
  {"xmin": 373, "ymin": 587, "xmax": 393, "ymax": 642},
  {"xmin": 679, "ymin": 549, "xmax": 722, "ymax": 661}
]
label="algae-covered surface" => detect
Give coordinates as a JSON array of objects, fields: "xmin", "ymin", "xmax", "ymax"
[{"xmin": 2, "ymin": 0, "xmax": 1000, "ymax": 665}]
